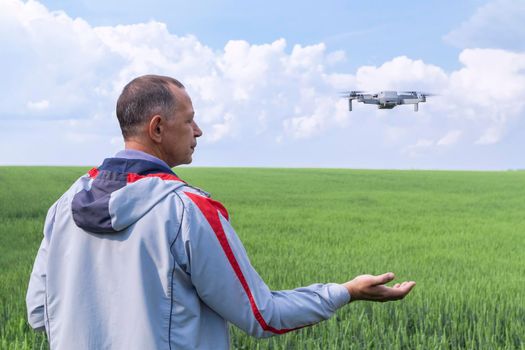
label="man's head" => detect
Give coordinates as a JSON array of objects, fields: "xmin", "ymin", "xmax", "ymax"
[{"xmin": 116, "ymin": 75, "xmax": 202, "ymax": 167}]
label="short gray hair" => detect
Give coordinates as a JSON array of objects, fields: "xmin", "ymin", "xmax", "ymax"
[{"xmin": 116, "ymin": 75, "xmax": 184, "ymax": 139}]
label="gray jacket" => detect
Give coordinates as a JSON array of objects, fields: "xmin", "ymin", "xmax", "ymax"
[{"xmin": 26, "ymin": 155, "xmax": 350, "ymax": 349}]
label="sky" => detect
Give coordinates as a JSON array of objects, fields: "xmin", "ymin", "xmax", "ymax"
[{"xmin": 1, "ymin": 0, "xmax": 524, "ymax": 169}]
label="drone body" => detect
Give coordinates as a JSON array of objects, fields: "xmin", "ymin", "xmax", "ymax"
[{"xmin": 342, "ymin": 91, "xmax": 432, "ymax": 112}]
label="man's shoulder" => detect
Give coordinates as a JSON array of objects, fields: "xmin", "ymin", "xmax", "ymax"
[
  {"xmin": 56, "ymin": 172, "xmax": 94, "ymax": 205},
  {"xmin": 177, "ymin": 187, "xmax": 229, "ymax": 222}
]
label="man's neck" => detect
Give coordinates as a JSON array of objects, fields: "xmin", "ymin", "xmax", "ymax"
[
  {"xmin": 116, "ymin": 147, "xmax": 172, "ymax": 171},
  {"xmin": 124, "ymin": 140, "xmax": 163, "ymax": 160}
]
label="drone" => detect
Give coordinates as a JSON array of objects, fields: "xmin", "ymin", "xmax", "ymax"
[{"xmin": 341, "ymin": 90, "xmax": 434, "ymax": 112}]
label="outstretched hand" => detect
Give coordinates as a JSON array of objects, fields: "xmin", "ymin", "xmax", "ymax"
[{"xmin": 343, "ymin": 272, "xmax": 415, "ymax": 303}]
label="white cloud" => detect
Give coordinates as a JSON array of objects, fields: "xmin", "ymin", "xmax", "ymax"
[
  {"xmin": 448, "ymin": 49, "xmax": 525, "ymax": 105},
  {"xmin": 444, "ymin": 49, "xmax": 525, "ymax": 143},
  {"xmin": 0, "ymin": 0, "xmax": 118, "ymax": 119},
  {"xmin": 476, "ymin": 126, "xmax": 504, "ymax": 145},
  {"xmin": 444, "ymin": 0, "xmax": 525, "ymax": 51},
  {"xmin": 403, "ymin": 138, "xmax": 434, "ymax": 158},
  {"xmin": 27, "ymin": 99, "xmax": 49, "ymax": 111},
  {"xmin": 207, "ymin": 113, "xmax": 236, "ymax": 143},
  {"xmin": 403, "ymin": 129, "xmax": 462, "ymax": 157},
  {"xmin": 94, "ymin": 25, "xmax": 353, "ymax": 142},
  {"xmin": 384, "ymin": 126, "xmax": 407, "ymax": 144},
  {"xmin": 283, "ymin": 115, "xmax": 322, "ymax": 139},
  {"xmin": 354, "ymin": 50, "xmax": 525, "ymax": 145},
  {"xmin": 437, "ymin": 130, "xmax": 462, "ymax": 146},
  {"xmin": 1, "ymin": 0, "xmax": 354, "ymax": 143},
  {"xmin": 355, "ymin": 56, "xmax": 448, "ymax": 93},
  {"xmin": 1, "ymin": 0, "xmax": 524, "ymax": 169}
]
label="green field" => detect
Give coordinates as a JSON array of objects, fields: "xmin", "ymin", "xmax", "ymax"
[{"xmin": 1, "ymin": 167, "xmax": 524, "ymax": 349}]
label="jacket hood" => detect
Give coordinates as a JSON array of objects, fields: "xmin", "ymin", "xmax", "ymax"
[{"xmin": 72, "ymin": 157, "xmax": 185, "ymax": 233}]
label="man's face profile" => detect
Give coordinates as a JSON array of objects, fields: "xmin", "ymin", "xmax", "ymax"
[{"xmin": 160, "ymin": 85, "xmax": 202, "ymax": 167}]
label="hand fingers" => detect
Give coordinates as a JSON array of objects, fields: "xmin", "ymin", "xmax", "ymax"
[
  {"xmin": 372, "ymin": 272, "xmax": 395, "ymax": 286},
  {"xmin": 395, "ymin": 282, "xmax": 408, "ymax": 288},
  {"xmin": 388, "ymin": 281, "xmax": 414, "ymax": 290},
  {"xmin": 389, "ymin": 281, "xmax": 416, "ymax": 299}
]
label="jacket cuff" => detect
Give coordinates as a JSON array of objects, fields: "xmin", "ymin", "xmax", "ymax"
[{"xmin": 328, "ymin": 283, "xmax": 351, "ymax": 310}]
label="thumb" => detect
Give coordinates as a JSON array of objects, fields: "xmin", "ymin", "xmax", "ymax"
[{"xmin": 373, "ymin": 272, "xmax": 395, "ymax": 285}]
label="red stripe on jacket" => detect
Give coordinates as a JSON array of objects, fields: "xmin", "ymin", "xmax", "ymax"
[
  {"xmin": 88, "ymin": 168, "xmax": 99, "ymax": 179},
  {"xmin": 184, "ymin": 191, "xmax": 299, "ymax": 335},
  {"xmin": 86, "ymin": 168, "xmax": 184, "ymax": 184}
]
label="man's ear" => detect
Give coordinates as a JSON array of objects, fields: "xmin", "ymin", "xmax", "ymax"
[{"xmin": 148, "ymin": 115, "xmax": 163, "ymax": 143}]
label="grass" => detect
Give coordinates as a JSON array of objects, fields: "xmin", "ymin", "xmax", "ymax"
[{"xmin": 1, "ymin": 166, "xmax": 524, "ymax": 349}]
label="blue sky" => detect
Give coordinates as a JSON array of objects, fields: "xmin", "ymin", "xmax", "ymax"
[
  {"xmin": 1, "ymin": 0, "xmax": 524, "ymax": 169},
  {"xmin": 35, "ymin": 1, "xmax": 481, "ymax": 70}
]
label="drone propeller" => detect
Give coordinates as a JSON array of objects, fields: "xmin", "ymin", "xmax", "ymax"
[
  {"xmin": 401, "ymin": 91, "xmax": 437, "ymax": 97},
  {"xmin": 339, "ymin": 90, "xmax": 368, "ymax": 98}
]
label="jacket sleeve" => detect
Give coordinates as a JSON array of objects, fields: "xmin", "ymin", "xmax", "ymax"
[
  {"xmin": 181, "ymin": 192, "xmax": 350, "ymax": 338},
  {"xmin": 26, "ymin": 203, "xmax": 57, "ymax": 331}
]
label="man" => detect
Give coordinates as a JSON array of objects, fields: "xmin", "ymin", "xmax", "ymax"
[{"xmin": 26, "ymin": 75, "xmax": 415, "ymax": 349}]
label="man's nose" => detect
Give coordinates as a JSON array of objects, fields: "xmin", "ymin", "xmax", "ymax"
[{"xmin": 193, "ymin": 121, "xmax": 203, "ymax": 137}]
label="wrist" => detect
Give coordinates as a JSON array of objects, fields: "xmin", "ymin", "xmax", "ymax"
[{"xmin": 343, "ymin": 281, "xmax": 357, "ymax": 303}]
